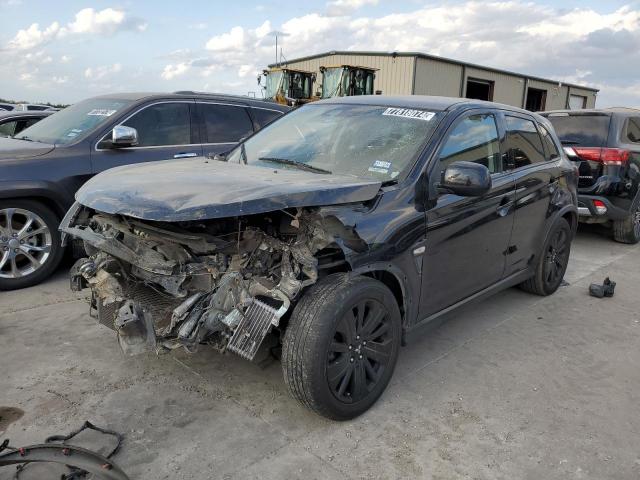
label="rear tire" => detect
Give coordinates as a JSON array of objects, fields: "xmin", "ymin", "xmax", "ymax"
[
  {"xmin": 520, "ymin": 218, "xmax": 572, "ymax": 296},
  {"xmin": 612, "ymin": 204, "xmax": 640, "ymax": 244},
  {"xmin": 282, "ymin": 273, "xmax": 401, "ymax": 420},
  {"xmin": 0, "ymin": 200, "xmax": 64, "ymax": 291}
]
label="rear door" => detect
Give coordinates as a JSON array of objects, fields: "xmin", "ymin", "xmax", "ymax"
[
  {"xmin": 419, "ymin": 110, "xmax": 516, "ymax": 317},
  {"xmin": 502, "ymin": 113, "xmax": 563, "ymax": 276},
  {"xmin": 196, "ymin": 101, "xmax": 255, "ymax": 158},
  {"xmin": 91, "ymin": 100, "xmax": 201, "ymax": 173}
]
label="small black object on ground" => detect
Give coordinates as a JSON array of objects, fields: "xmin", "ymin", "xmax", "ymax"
[{"xmin": 589, "ymin": 277, "xmax": 616, "ymax": 298}]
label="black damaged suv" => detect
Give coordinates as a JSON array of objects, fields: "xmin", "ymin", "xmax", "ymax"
[
  {"xmin": 63, "ymin": 96, "xmax": 577, "ymax": 419},
  {"xmin": 542, "ymin": 108, "xmax": 640, "ymax": 243},
  {"xmin": 0, "ymin": 92, "xmax": 288, "ymax": 290}
]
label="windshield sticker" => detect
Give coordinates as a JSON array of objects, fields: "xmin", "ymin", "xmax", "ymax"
[
  {"xmin": 382, "ymin": 107, "xmax": 435, "ymax": 121},
  {"xmin": 368, "ymin": 160, "xmax": 392, "ymax": 174},
  {"xmin": 87, "ymin": 109, "xmax": 117, "ymax": 117}
]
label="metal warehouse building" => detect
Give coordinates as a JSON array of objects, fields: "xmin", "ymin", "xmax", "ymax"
[{"xmin": 274, "ymin": 51, "xmax": 598, "ymax": 111}]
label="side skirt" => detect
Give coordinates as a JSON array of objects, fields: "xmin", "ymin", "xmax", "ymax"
[{"xmin": 402, "ymin": 268, "xmax": 533, "ymax": 344}]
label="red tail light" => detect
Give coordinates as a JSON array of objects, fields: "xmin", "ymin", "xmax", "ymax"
[{"xmin": 573, "ymin": 147, "xmax": 630, "ymax": 166}]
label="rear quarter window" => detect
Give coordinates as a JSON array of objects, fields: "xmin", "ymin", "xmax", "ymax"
[
  {"xmin": 545, "ymin": 114, "xmax": 611, "ymax": 147},
  {"xmin": 251, "ymin": 108, "xmax": 283, "ymax": 130},
  {"xmin": 624, "ymin": 117, "xmax": 640, "ymax": 143}
]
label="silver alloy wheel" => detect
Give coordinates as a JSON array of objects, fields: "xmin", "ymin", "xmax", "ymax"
[{"xmin": 0, "ymin": 208, "xmax": 52, "ymax": 279}]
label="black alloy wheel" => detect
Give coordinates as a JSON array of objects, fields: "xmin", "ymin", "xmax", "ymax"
[{"xmin": 327, "ymin": 299, "xmax": 394, "ymax": 404}]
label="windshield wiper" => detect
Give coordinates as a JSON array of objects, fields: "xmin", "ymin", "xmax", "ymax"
[
  {"xmin": 15, "ymin": 135, "xmax": 33, "ymax": 142},
  {"xmin": 259, "ymin": 157, "xmax": 332, "ymax": 174}
]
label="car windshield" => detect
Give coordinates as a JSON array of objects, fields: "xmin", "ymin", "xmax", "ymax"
[
  {"xmin": 544, "ymin": 113, "xmax": 611, "ymax": 147},
  {"xmin": 15, "ymin": 97, "xmax": 133, "ymax": 145},
  {"xmin": 227, "ymin": 103, "xmax": 443, "ymax": 182}
]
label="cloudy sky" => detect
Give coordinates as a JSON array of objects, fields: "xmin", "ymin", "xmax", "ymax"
[{"xmin": 1, "ymin": 0, "xmax": 639, "ymax": 107}]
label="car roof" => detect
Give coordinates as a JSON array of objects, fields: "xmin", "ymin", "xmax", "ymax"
[
  {"xmin": 89, "ymin": 92, "xmax": 290, "ymax": 111},
  {"xmin": 314, "ymin": 94, "xmax": 542, "ymax": 116},
  {"xmin": 542, "ymin": 107, "xmax": 640, "ymax": 117},
  {"xmin": 0, "ymin": 110, "xmax": 54, "ymax": 120}
]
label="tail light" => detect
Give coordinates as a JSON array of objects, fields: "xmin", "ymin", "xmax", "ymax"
[
  {"xmin": 593, "ymin": 199, "xmax": 607, "ymax": 215},
  {"xmin": 571, "ymin": 147, "xmax": 630, "ymax": 166}
]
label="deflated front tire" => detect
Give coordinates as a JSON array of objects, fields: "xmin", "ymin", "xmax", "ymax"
[{"xmin": 282, "ymin": 273, "xmax": 402, "ymax": 420}]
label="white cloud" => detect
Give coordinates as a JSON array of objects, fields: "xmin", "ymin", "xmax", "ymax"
[
  {"xmin": 52, "ymin": 76, "xmax": 68, "ymax": 84},
  {"xmin": 206, "ymin": 26, "xmax": 247, "ymax": 51},
  {"xmin": 60, "ymin": 55, "xmax": 71, "ymax": 63},
  {"xmin": 238, "ymin": 64, "xmax": 257, "ymax": 78},
  {"xmin": 84, "ymin": 63, "xmax": 122, "ymax": 80},
  {"xmin": 326, "ymin": 0, "xmax": 378, "ymax": 16},
  {"xmin": 5, "ymin": 8, "xmax": 146, "ymax": 51},
  {"xmin": 67, "ymin": 7, "xmax": 147, "ymax": 35},
  {"xmin": 161, "ymin": 62, "xmax": 191, "ymax": 80},
  {"xmin": 7, "ymin": 22, "xmax": 61, "ymax": 50}
]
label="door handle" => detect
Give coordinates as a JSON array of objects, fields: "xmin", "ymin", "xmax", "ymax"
[{"xmin": 173, "ymin": 152, "xmax": 198, "ymax": 159}]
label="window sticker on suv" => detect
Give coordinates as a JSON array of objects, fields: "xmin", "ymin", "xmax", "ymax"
[
  {"xmin": 87, "ymin": 109, "xmax": 117, "ymax": 117},
  {"xmin": 382, "ymin": 108, "xmax": 435, "ymax": 121},
  {"xmin": 368, "ymin": 160, "xmax": 392, "ymax": 174}
]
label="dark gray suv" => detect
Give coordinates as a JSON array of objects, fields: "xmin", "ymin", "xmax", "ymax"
[
  {"xmin": 0, "ymin": 92, "xmax": 289, "ymax": 290},
  {"xmin": 542, "ymin": 108, "xmax": 640, "ymax": 243}
]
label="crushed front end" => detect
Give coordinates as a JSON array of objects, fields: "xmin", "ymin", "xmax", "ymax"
[{"xmin": 61, "ymin": 204, "xmax": 351, "ymax": 360}]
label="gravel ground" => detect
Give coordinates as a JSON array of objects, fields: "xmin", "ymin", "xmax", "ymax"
[{"xmin": 1, "ymin": 225, "xmax": 639, "ymax": 479}]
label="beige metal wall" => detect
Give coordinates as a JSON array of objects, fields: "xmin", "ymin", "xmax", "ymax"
[
  {"xmin": 282, "ymin": 53, "xmax": 598, "ymax": 110},
  {"xmin": 566, "ymin": 86, "xmax": 597, "ymax": 108},
  {"xmin": 464, "ymin": 67, "xmax": 525, "ymax": 107},
  {"xmin": 282, "ymin": 54, "xmax": 415, "ymax": 95},
  {"xmin": 527, "ymin": 79, "xmax": 565, "ymax": 110},
  {"xmin": 413, "ymin": 58, "xmax": 463, "ymax": 97},
  {"xmin": 524, "ymin": 80, "xmax": 597, "ymax": 110}
]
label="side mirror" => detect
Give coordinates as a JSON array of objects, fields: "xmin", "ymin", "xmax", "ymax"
[
  {"xmin": 111, "ymin": 125, "xmax": 138, "ymax": 147},
  {"xmin": 440, "ymin": 161, "xmax": 491, "ymax": 197}
]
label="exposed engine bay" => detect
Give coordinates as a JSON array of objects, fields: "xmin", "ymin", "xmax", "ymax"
[{"xmin": 61, "ymin": 205, "xmax": 363, "ymax": 360}]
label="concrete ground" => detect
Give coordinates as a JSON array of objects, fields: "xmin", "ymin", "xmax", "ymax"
[{"xmin": 1, "ymin": 225, "xmax": 638, "ymax": 480}]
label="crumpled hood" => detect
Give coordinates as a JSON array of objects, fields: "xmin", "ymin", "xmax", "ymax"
[
  {"xmin": 76, "ymin": 158, "xmax": 382, "ymax": 221},
  {"xmin": 0, "ymin": 137, "xmax": 55, "ymax": 160}
]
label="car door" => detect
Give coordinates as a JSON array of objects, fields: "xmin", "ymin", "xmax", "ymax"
[
  {"xmin": 91, "ymin": 100, "xmax": 202, "ymax": 173},
  {"xmin": 419, "ymin": 110, "xmax": 516, "ymax": 317},
  {"xmin": 501, "ymin": 113, "xmax": 563, "ymax": 277},
  {"xmin": 196, "ymin": 101, "xmax": 255, "ymax": 158}
]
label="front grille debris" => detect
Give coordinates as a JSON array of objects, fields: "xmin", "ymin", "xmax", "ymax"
[{"xmin": 227, "ymin": 300, "xmax": 282, "ymax": 360}]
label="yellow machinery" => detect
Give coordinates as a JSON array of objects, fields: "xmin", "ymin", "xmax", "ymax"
[
  {"xmin": 319, "ymin": 65, "xmax": 377, "ymax": 98},
  {"xmin": 259, "ymin": 68, "xmax": 317, "ymax": 106}
]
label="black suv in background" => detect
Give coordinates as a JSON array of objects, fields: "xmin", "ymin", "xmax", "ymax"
[
  {"xmin": 0, "ymin": 92, "xmax": 289, "ymax": 290},
  {"xmin": 542, "ymin": 108, "xmax": 640, "ymax": 243}
]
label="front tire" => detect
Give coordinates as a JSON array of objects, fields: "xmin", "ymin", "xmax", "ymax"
[
  {"xmin": 612, "ymin": 204, "xmax": 640, "ymax": 244},
  {"xmin": 282, "ymin": 273, "xmax": 402, "ymax": 420},
  {"xmin": 520, "ymin": 218, "xmax": 572, "ymax": 296},
  {"xmin": 0, "ymin": 200, "xmax": 64, "ymax": 291}
]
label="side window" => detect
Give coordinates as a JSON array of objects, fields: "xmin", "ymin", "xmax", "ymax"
[
  {"xmin": 539, "ymin": 124, "xmax": 560, "ymax": 160},
  {"xmin": 251, "ymin": 108, "xmax": 283, "ymax": 130},
  {"xmin": 199, "ymin": 104, "xmax": 253, "ymax": 143},
  {"xmin": 504, "ymin": 116, "xmax": 546, "ymax": 168},
  {"xmin": 123, "ymin": 102, "xmax": 191, "ymax": 147},
  {"xmin": 439, "ymin": 113, "xmax": 502, "ymax": 173},
  {"xmin": 0, "ymin": 120, "xmax": 17, "ymax": 137},
  {"xmin": 625, "ymin": 117, "xmax": 640, "ymax": 143}
]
